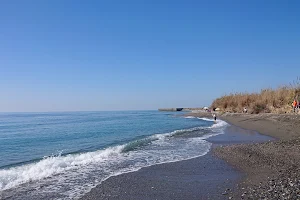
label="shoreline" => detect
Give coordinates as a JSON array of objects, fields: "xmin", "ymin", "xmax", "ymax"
[
  {"xmin": 80, "ymin": 151, "xmax": 241, "ymax": 200},
  {"xmin": 188, "ymin": 112, "xmax": 300, "ymax": 140},
  {"xmin": 216, "ymin": 113, "xmax": 300, "ymax": 199},
  {"xmin": 80, "ymin": 112, "xmax": 300, "ymax": 199},
  {"xmin": 80, "ymin": 119, "xmax": 272, "ymax": 200},
  {"xmin": 219, "ymin": 113, "xmax": 300, "ymax": 140},
  {"xmin": 190, "ymin": 112, "xmax": 300, "ymax": 199}
]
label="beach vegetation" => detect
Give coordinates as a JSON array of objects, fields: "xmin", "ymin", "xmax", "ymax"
[{"xmin": 211, "ymin": 77, "xmax": 300, "ymax": 114}]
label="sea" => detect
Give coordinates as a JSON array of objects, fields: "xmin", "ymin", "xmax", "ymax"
[{"xmin": 0, "ymin": 111, "xmax": 228, "ymax": 199}]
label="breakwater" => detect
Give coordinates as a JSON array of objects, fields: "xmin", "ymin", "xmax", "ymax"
[{"xmin": 158, "ymin": 108, "xmax": 184, "ymax": 112}]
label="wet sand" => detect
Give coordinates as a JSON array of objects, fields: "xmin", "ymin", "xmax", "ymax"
[
  {"xmin": 80, "ymin": 152, "xmax": 240, "ymax": 200},
  {"xmin": 189, "ymin": 112, "xmax": 300, "ymax": 199},
  {"xmin": 214, "ymin": 113, "xmax": 300, "ymax": 199},
  {"xmin": 81, "ymin": 124, "xmax": 272, "ymax": 200},
  {"xmin": 220, "ymin": 113, "xmax": 300, "ymax": 140}
]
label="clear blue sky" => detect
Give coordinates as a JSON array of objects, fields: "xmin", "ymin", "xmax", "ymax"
[{"xmin": 0, "ymin": 0, "xmax": 299, "ymax": 112}]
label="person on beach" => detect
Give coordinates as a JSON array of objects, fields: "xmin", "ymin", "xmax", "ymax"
[
  {"xmin": 293, "ymin": 99, "xmax": 297, "ymax": 112},
  {"xmin": 212, "ymin": 114, "xmax": 217, "ymax": 122}
]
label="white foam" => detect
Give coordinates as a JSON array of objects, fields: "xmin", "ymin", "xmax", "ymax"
[
  {"xmin": 150, "ymin": 126, "xmax": 206, "ymax": 140},
  {"xmin": 170, "ymin": 126, "xmax": 204, "ymax": 135},
  {"xmin": 211, "ymin": 119, "xmax": 228, "ymax": 129},
  {"xmin": 197, "ymin": 117, "xmax": 228, "ymax": 129},
  {"xmin": 197, "ymin": 117, "xmax": 215, "ymax": 122},
  {"xmin": 0, "ymin": 128, "xmax": 214, "ymax": 199},
  {"xmin": 0, "ymin": 119, "xmax": 230, "ymax": 199},
  {"xmin": 184, "ymin": 116, "xmax": 195, "ymax": 119},
  {"xmin": 0, "ymin": 145, "xmax": 124, "ymax": 191}
]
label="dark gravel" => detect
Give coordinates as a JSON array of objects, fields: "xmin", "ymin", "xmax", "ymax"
[
  {"xmin": 189, "ymin": 112, "xmax": 300, "ymax": 199},
  {"xmin": 80, "ymin": 151, "xmax": 241, "ymax": 200},
  {"xmin": 215, "ymin": 137, "xmax": 300, "ymax": 199}
]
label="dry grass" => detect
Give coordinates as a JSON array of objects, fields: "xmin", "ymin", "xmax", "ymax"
[{"xmin": 211, "ymin": 78, "xmax": 300, "ymax": 114}]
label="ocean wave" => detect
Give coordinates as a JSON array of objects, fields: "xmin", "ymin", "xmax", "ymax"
[
  {"xmin": 211, "ymin": 120, "xmax": 228, "ymax": 129},
  {"xmin": 197, "ymin": 117, "xmax": 215, "ymax": 122},
  {"xmin": 167, "ymin": 126, "xmax": 206, "ymax": 137},
  {"xmin": 120, "ymin": 126, "xmax": 209, "ymax": 153},
  {"xmin": 0, "ymin": 145, "xmax": 124, "ymax": 191},
  {"xmin": 122, "ymin": 137, "xmax": 158, "ymax": 153},
  {"xmin": 0, "ymin": 122, "xmax": 227, "ymax": 199},
  {"xmin": 197, "ymin": 117, "xmax": 228, "ymax": 129},
  {"xmin": 184, "ymin": 116, "xmax": 196, "ymax": 119}
]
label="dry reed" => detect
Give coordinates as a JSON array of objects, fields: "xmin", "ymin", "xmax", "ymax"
[{"xmin": 211, "ymin": 78, "xmax": 300, "ymax": 114}]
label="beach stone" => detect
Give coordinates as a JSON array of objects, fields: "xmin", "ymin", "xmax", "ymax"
[{"xmin": 212, "ymin": 113, "xmax": 300, "ymax": 200}]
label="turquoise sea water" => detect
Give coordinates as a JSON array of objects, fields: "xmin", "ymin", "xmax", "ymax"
[{"xmin": 0, "ymin": 111, "xmax": 227, "ymax": 199}]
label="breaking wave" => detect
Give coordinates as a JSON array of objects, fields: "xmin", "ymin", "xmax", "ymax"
[
  {"xmin": 184, "ymin": 116, "xmax": 196, "ymax": 119},
  {"xmin": 0, "ymin": 119, "xmax": 228, "ymax": 199}
]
